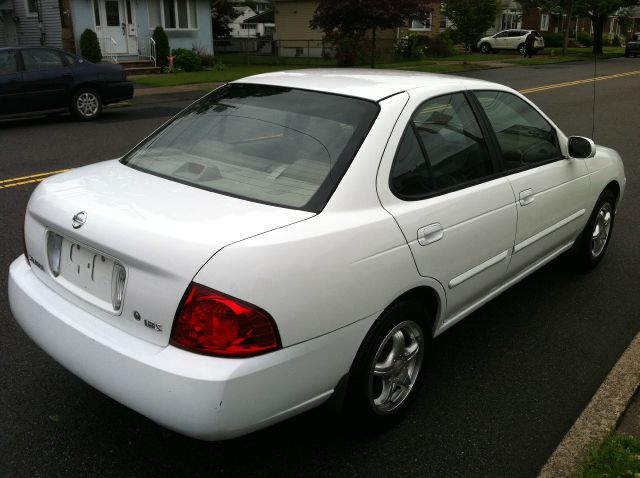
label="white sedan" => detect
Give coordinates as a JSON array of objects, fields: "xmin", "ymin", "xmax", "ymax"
[{"xmin": 8, "ymin": 69, "xmax": 625, "ymax": 440}]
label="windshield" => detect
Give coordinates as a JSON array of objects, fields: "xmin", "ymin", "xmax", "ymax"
[{"xmin": 122, "ymin": 83, "xmax": 379, "ymax": 212}]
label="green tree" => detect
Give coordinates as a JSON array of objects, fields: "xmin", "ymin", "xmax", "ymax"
[
  {"xmin": 211, "ymin": 0, "xmax": 240, "ymax": 38},
  {"xmin": 79, "ymin": 29, "xmax": 102, "ymax": 63},
  {"xmin": 310, "ymin": 0, "xmax": 431, "ymax": 68},
  {"xmin": 574, "ymin": 0, "xmax": 639, "ymax": 53},
  {"xmin": 442, "ymin": 0, "xmax": 500, "ymax": 60},
  {"xmin": 152, "ymin": 26, "xmax": 170, "ymax": 68}
]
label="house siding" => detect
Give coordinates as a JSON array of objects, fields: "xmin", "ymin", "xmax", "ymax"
[{"xmin": 14, "ymin": 0, "xmax": 62, "ymax": 47}]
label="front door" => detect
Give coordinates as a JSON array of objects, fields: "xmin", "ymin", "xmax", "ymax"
[
  {"xmin": 377, "ymin": 91, "xmax": 518, "ymax": 321},
  {"xmin": 471, "ymin": 90, "xmax": 591, "ymax": 275},
  {"xmin": 95, "ymin": 0, "xmax": 132, "ymax": 54}
]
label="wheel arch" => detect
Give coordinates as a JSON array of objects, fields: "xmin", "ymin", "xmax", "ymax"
[
  {"xmin": 387, "ymin": 285, "xmax": 441, "ymax": 337},
  {"xmin": 71, "ymin": 82, "xmax": 104, "ymax": 101},
  {"xmin": 604, "ymin": 180, "xmax": 621, "ymax": 207}
]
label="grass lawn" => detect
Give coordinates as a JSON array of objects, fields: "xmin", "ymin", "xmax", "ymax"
[
  {"xmin": 578, "ymin": 434, "xmax": 640, "ymax": 477},
  {"xmin": 129, "ymin": 46, "xmax": 626, "ymax": 88}
]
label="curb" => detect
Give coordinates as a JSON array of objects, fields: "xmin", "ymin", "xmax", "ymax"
[{"xmin": 538, "ymin": 331, "xmax": 640, "ymax": 477}]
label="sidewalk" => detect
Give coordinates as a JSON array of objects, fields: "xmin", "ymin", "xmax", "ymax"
[{"xmin": 539, "ymin": 331, "xmax": 640, "ymax": 476}]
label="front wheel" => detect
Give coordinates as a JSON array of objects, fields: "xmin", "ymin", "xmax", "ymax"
[
  {"xmin": 346, "ymin": 301, "xmax": 429, "ymax": 425},
  {"xmin": 71, "ymin": 88, "xmax": 102, "ymax": 121},
  {"xmin": 480, "ymin": 43, "xmax": 492, "ymax": 54},
  {"xmin": 572, "ymin": 189, "xmax": 616, "ymax": 271}
]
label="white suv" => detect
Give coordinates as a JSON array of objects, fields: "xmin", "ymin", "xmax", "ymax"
[{"xmin": 477, "ymin": 29, "xmax": 545, "ymax": 54}]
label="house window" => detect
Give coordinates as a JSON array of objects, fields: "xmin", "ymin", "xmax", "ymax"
[
  {"xmin": 161, "ymin": 0, "xmax": 198, "ymax": 30},
  {"xmin": 540, "ymin": 13, "xmax": 549, "ymax": 31},
  {"xmin": 241, "ymin": 23, "xmax": 256, "ymax": 30},
  {"xmin": 410, "ymin": 13, "xmax": 432, "ymax": 31},
  {"xmin": 439, "ymin": 15, "xmax": 451, "ymax": 29},
  {"xmin": 25, "ymin": 0, "xmax": 38, "ymax": 16}
]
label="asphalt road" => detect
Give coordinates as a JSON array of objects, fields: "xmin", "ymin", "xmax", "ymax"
[{"xmin": 1, "ymin": 59, "xmax": 639, "ymax": 477}]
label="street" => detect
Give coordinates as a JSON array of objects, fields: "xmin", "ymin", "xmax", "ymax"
[{"xmin": 1, "ymin": 59, "xmax": 639, "ymax": 477}]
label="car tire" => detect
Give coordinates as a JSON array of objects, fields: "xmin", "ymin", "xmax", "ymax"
[
  {"xmin": 625, "ymin": 50, "xmax": 630, "ymax": 57},
  {"xmin": 572, "ymin": 189, "xmax": 616, "ymax": 272},
  {"xmin": 346, "ymin": 300, "xmax": 430, "ymax": 427},
  {"xmin": 517, "ymin": 43, "xmax": 527, "ymax": 55},
  {"xmin": 480, "ymin": 43, "xmax": 493, "ymax": 54},
  {"xmin": 71, "ymin": 88, "xmax": 102, "ymax": 121}
]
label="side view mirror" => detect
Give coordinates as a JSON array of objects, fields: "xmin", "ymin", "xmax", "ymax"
[{"xmin": 567, "ymin": 136, "xmax": 596, "ymax": 159}]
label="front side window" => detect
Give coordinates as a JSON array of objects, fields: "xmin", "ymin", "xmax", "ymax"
[
  {"xmin": 391, "ymin": 93, "xmax": 493, "ymax": 198},
  {"xmin": 474, "ymin": 91, "xmax": 560, "ymax": 170},
  {"xmin": 21, "ymin": 49, "xmax": 65, "ymax": 72},
  {"xmin": 122, "ymin": 84, "xmax": 379, "ymax": 211},
  {"xmin": 161, "ymin": 0, "xmax": 197, "ymax": 29}
]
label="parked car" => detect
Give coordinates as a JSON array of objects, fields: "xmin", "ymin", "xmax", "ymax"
[
  {"xmin": 625, "ymin": 32, "xmax": 640, "ymax": 57},
  {"xmin": 9, "ymin": 70, "xmax": 625, "ymax": 440},
  {"xmin": 0, "ymin": 47, "xmax": 133, "ymax": 120},
  {"xmin": 477, "ymin": 29, "xmax": 545, "ymax": 54}
]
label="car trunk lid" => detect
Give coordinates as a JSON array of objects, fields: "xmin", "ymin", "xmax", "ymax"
[{"xmin": 24, "ymin": 160, "xmax": 314, "ymax": 346}]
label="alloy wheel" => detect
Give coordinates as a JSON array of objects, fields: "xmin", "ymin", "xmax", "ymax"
[{"xmin": 368, "ymin": 320, "xmax": 424, "ymax": 415}]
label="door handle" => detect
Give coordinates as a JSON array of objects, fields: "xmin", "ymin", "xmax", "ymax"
[
  {"xmin": 417, "ymin": 223, "xmax": 443, "ymax": 246},
  {"xmin": 519, "ymin": 189, "xmax": 535, "ymax": 206}
]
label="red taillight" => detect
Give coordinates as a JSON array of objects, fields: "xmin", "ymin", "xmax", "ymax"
[{"xmin": 170, "ymin": 283, "xmax": 281, "ymax": 357}]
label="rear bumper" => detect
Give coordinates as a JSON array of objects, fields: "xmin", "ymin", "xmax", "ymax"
[
  {"xmin": 103, "ymin": 81, "xmax": 133, "ymax": 104},
  {"xmin": 8, "ymin": 256, "xmax": 373, "ymax": 440}
]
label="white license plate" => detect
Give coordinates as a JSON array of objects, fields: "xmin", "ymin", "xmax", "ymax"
[{"xmin": 58, "ymin": 238, "xmax": 118, "ymax": 306}]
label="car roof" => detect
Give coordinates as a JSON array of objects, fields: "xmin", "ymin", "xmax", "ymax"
[{"xmin": 233, "ymin": 69, "xmax": 499, "ymax": 102}]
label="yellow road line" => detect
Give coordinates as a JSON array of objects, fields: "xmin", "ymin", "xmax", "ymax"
[
  {"xmin": 0, "ymin": 178, "xmax": 47, "ymax": 189},
  {"xmin": 520, "ymin": 70, "xmax": 640, "ymax": 94},
  {"xmin": 0, "ymin": 168, "xmax": 71, "ymax": 185}
]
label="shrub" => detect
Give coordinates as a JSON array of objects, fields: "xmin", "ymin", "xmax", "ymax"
[
  {"xmin": 423, "ymin": 32, "xmax": 457, "ymax": 57},
  {"xmin": 543, "ymin": 32, "xmax": 563, "ymax": 48},
  {"xmin": 323, "ymin": 31, "xmax": 368, "ymax": 67},
  {"xmin": 153, "ymin": 26, "xmax": 170, "ymax": 68},
  {"xmin": 172, "ymin": 48, "xmax": 202, "ymax": 72},
  {"xmin": 602, "ymin": 34, "xmax": 612, "ymax": 46},
  {"xmin": 79, "ymin": 29, "xmax": 102, "ymax": 63},
  {"xmin": 577, "ymin": 31, "xmax": 594, "ymax": 47},
  {"xmin": 395, "ymin": 33, "xmax": 426, "ymax": 60},
  {"xmin": 612, "ymin": 35, "xmax": 622, "ymax": 47},
  {"xmin": 198, "ymin": 53, "xmax": 216, "ymax": 67}
]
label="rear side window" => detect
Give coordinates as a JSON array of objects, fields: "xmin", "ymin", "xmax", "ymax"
[
  {"xmin": 0, "ymin": 50, "xmax": 17, "ymax": 74},
  {"xmin": 391, "ymin": 93, "xmax": 493, "ymax": 199},
  {"xmin": 122, "ymin": 84, "xmax": 379, "ymax": 212},
  {"xmin": 473, "ymin": 90, "xmax": 560, "ymax": 170}
]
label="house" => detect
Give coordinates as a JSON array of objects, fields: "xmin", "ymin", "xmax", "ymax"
[
  {"xmin": 0, "ymin": 0, "xmax": 214, "ymax": 61},
  {"xmin": 229, "ymin": 6, "xmax": 275, "ymax": 38},
  {"xmin": 273, "ymin": 0, "xmax": 454, "ymax": 57}
]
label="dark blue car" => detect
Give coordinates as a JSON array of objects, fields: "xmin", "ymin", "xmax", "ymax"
[{"xmin": 0, "ymin": 46, "xmax": 133, "ymax": 121}]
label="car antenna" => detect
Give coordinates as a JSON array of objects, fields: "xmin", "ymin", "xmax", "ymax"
[{"xmin": 591, "ymin": 48, "xmax": 597, "ymax": 142}]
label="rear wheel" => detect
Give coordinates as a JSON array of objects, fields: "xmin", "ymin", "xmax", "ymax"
[
  {"xmin": 573, "ymin": 189, "xmax": 616, "ymax": 271},
  {"xmin": 346, "ymin": 301, "xmax": 429, "ymax": 426},
  {"xmin": 518, "ymin": 43, "xmax": 527, "ymax": 55},
  {"xmin": 71, "ymin": 88, "xmax": 102, "ymax": 121}
]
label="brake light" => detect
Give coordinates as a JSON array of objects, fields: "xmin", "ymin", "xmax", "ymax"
[{"xmin": 170, "ymin": 283, "xmax": 281, "ymax": 357}]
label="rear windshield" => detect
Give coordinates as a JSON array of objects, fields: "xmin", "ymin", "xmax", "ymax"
[{"xmin": 122, "ymin": 83, "xmax": 379, "ymax": 212}]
